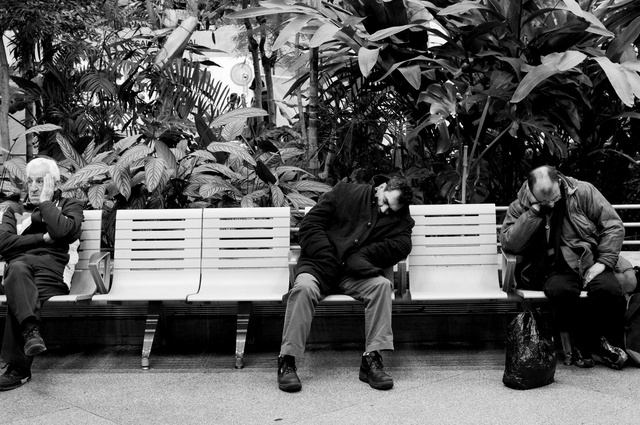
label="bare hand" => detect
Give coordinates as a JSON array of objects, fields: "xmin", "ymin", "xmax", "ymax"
[
  {"xmin": 583, "ymin": 262, "xmax": 605, "ymax": 287},
  {"xmin": 43, "ymin": 233, "xmax": 54, "ymax": 244},
  {"xmin": 39, "ymin": 174, "xmax": 55, "ymax": 204}
]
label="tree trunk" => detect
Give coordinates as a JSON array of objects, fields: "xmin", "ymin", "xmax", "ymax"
[
  {"xmin": 259, "ymin": 19, "xmax": 275, "ymax": 124},
  {"xmin": 243, "ymin": 0, "xmax": 262, "ymax": 115},
  {"xmin": 307, "ymin": 47, "xmax": 320, "ymax": 175},
  {"xmin": 295, "ymin": 33, "xmax": 307, "ymax": 145},
  {"xmin": 0, "ymin": 35, "xmax": 11, "ymax": 164}
]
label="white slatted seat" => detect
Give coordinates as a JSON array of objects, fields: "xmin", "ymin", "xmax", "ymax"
[
  {"xmin": 408, "ymin": 203, "xmax": 509, "ymax": 301},
  {"xmin": 0, "ymin": 210, "xmax": 105, "ymax": 304},
  {"xmin": 188, "ymin": 207, "xmax": 290, "ymax": 368},
  {"xmin": 90, "ymin": 208, "xmax": 203, "ymax": 368}
]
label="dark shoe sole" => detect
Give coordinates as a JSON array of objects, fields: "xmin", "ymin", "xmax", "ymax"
[
  {"xmin": 359, "ymin": 371, "xmax": 393, "ymax": 390},
  {"xmin": 24, "ymin": 343, "xmax": 47, "ymax": 357},
  {"xmin": 278, "ymin": 381, "xmax": 302, "ymax": 392},
  {"xmin": 0, "ymin": 375, "xmax": 30, "ymax": 391}
]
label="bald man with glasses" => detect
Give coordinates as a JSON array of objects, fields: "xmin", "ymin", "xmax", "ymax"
[{"xmin": 501, "ymin": 165, "xmax": 628, "ymax": 370}]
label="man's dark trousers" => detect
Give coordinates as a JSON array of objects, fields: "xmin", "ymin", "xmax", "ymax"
[
  {"xmin": 544, "ymin": 268, "xmax": 625, "ymax": 349},
  {"xmin": 2, "ymin": 253, "xmax": 68, "ymax": 369}
]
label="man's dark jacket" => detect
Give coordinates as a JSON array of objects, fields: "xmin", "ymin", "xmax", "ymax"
[
  {"xmin": 0, "ymin": 197, "xmax": 84, "ymax": 265},
  {"xmin": 296, "ymin": 181, "xmax": 414, "ymax": 293}
]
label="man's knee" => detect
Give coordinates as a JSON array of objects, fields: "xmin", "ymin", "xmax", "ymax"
[
  {"xmin": 544, "ymin": 278, "xmax": 579, "ymax": 300},
  {"xmin": 290, "ymin": 274, "xmax": 321, "ymax": 300},
  {"xmin": 4, "ymin": 260, "xmax": 31, "ymax": 289},
  {"xmin": 368, "ymin": 276, "xmax": 393, "ymax": 298},
  {"xmin": 589, "ymin": 274, "xmax": 624, "ymax": 299}
]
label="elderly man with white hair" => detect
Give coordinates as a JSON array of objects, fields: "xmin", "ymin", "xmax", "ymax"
[{"xmin": 0, "ymin": 157, "xmax": 84, "ymax": 391}]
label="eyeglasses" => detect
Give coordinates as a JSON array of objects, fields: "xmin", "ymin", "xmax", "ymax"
[{"xmin": 532, "ymin": 190, "xmax": 562, "ymax": 207}]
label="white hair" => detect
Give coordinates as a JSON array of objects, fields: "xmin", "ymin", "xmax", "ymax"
[{"xmin": 26, "ymin": 158, "xmax": 61, "ymax": 182}]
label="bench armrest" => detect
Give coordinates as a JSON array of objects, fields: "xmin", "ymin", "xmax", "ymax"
[
  {"xmin": 89, "ymin": 251, "xmax": 112, "ymax": 294},
  {"xmin": 288, "ymin": 246, "xmax": 301, "ymax": 289},
  {"xmin": 396, "ymin": 259, "xmax": 408, "ymax": 300},
  {"xmin": 501, "ymin": 250, "xmax": 518, "ymax": 295}
]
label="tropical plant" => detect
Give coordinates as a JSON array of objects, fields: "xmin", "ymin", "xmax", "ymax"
[{"xmin": 228, "ymin": 0, "xmax": 640, "ymax": 204}]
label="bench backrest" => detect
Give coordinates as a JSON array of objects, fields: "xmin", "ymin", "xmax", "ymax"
[
  {"xmin": 193, "ymin": 207, "xmax": 291, "ymax": 301},
  {"xmin": 105, "ymin": 208, "xmax": 203, "ymax": 301},
  {"xmin": 408, "ymin": 203, "xmax": 505, "ymax": 300}
]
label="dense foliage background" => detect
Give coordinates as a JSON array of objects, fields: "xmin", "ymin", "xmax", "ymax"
[{"xmin": 1, "ymin": 0, "xmax": 640, "ymax": 214}]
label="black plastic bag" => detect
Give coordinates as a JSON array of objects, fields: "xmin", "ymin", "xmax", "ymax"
[{"xmin": 503, "ymin": 310, "xmax": 556, "ymax": 390}]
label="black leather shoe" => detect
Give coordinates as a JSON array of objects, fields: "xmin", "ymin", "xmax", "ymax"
[
  {"xmin": 277, "ymin": 355, "xmax": 301, "ymax": 392},
  {"xmin": 571, "ymin": 347, "xmax": 595, "ymax": 368},
  {"xmin": 22, "ymin": 326, "xmax": 47, "ymax": 357},
  {"xmin": 593, "ymin": 337, "xmax": 627, "ymax": 370},
  {"xmin": 359, "ymin": 351, "xmax": 393, "ymax": 390},
  {"xmin": 0, "ymin": 365, "xmax": 31, "ymax": 391}
]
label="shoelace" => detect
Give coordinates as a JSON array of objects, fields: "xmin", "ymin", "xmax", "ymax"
[
  {"xmin": 280, "ymin": 361, "xmax": 297, "ymax": 375},
  {"xmin": 368, "ymin": 354, "xmax": 384, "ymax": 371},
  {"xmin": 22, "ymin": 327, "xmax": 38, "ymax": 339}
]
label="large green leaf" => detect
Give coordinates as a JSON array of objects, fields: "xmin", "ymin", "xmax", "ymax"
[
  {"xmin": 511, "ymin": 51, "xmax": 587, "ymax": 103},
  {"xmin": 438, "ymin": 1, "xmax": 492, "ymax": 16},
  {"xmin": 398, "ymin": 65, "xmax": 422, "ymax": 90},
  {"xmin": 62, "ymin": 163, "xmax": 111, "ymax": 189},
  {"xmin": 154, "ymin": 140, "xmax": 177, "ymax": 177},
  {"xmin": 113, "ymin": 167, "xmax": 132, "ymax": 200},
  {"xmin": 56, "ymin": 133, "xmax": 87, "ymax": 170},
  {"xmin": 273, "ymin": 16, "xmax": 313, "ymax": 51},
  {"xmin": 358, "ymin": 47, "xmax": 380, "ymax": 78},
  {"xmin": 221, "ymin": 119, "xmax": 246, "ymax": 142},
  {"xmin": 593, "ymin": 56, "xmax": 634, "ymax": 106},
  {"xmin": 113, "ymin": 134, "xmax": 142, "ymax": 152},
  {"xmin": 279, "ymin": 148, "xmax": 306, "ymax": 161},
  {"xmin": 560, "ymin": 0, "xmax": 613, "ymax": 37},
  {"xmin": 87, "ymin": 184, "xmax": 106, "ymax": 209},
  {"xmin": 199, "ymin": 180, "xmax": 238, "ymax": 198},
  {"xmin": 144, "ymin": 157, "xmax": 165, "ymax": 193},
  {"xmin": 115, "ymin": 145, "xmax": 154, "ymax": 172},
  {"xmin": 211, "ymin": 107, "xmax": 268, "ymax": 127},
  {"xmin": 22, "ymin": 124, "xmax": 62, "ymax": 136},
  {"xmin": 290, "ymin": 180, "xmax": 332, "ymax": 193},
  {"xmin": 193, "ymin": 163, "xmax": 242, "ymax": 180},
  {"xmin": 206, "ymin": 142, "xmax": 256, "ymax": 166},
  {"xmin": 285, "ymin": 192, "xmax": 316, "ymax": 209},
  {"xmin": 3, "ymin": 158, "xmax": 27, "ymax": 182},
  {"xmin": 270, "ymin": 184, "xmax": 285, "ymax": 207},
  {"xmin": 309, "ymin": 22, "xmax": 341, "ymax": 48},
  {"xmin": 606, "ymin": 16, "xmax": 640, "ymax": 62},
  {"xmin": 365, "ymin": 24, "xmax": 418, "ymax": 42}
]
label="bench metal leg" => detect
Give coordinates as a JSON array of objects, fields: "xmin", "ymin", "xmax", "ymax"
[
  {"xmin": 142, "ymin": 301, "xmax": 162, "ymax": 370},
  {"xmin": 235, "ymin": 301, "xmax": 252, "ymax": 369}
]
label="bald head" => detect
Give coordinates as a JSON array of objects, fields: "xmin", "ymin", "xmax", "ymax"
[{"xmin": 528, "ymin": 166, "xmax": 561, "ymax": 207}]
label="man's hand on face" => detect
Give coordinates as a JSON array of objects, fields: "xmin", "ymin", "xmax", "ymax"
[
  {"xmin": 39, "ymin": 174, "xmax": 56, "ymax": 204},
  {"xmin": 43, "ymin": 232, "xmax": 55, "ymax": 244},
  {"xmin": 525, "ymin": 185, "xmax": 542, "ymax": 214}
]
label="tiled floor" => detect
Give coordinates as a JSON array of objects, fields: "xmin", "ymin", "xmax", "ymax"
[{"xmin": 1, "ymin": 343, "xmax": 639, "ymax": 425}]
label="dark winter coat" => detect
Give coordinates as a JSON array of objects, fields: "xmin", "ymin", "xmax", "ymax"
[
  {"xmin": 0, "ymin": 196, "xmax": 84, "ymax": 267},
  {"xmin": 500, "ymin": 175, "xmax": 623, "ymax": 289},
  {"xmin": 295, "ymin": 181, "xmax": 414, "ymax": 293}
]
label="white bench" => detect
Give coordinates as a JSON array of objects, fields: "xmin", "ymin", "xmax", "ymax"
[
  {"xmin": 90, "ymin": 208, "xmax": 203, "ymax": 369},
  {"xmin": 187, "ymin": 207, "xmax": 291, "ymax": 368},
  {"xmin": 405, "ymin": 203, "xmax": 511, "ymax": 301}
]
